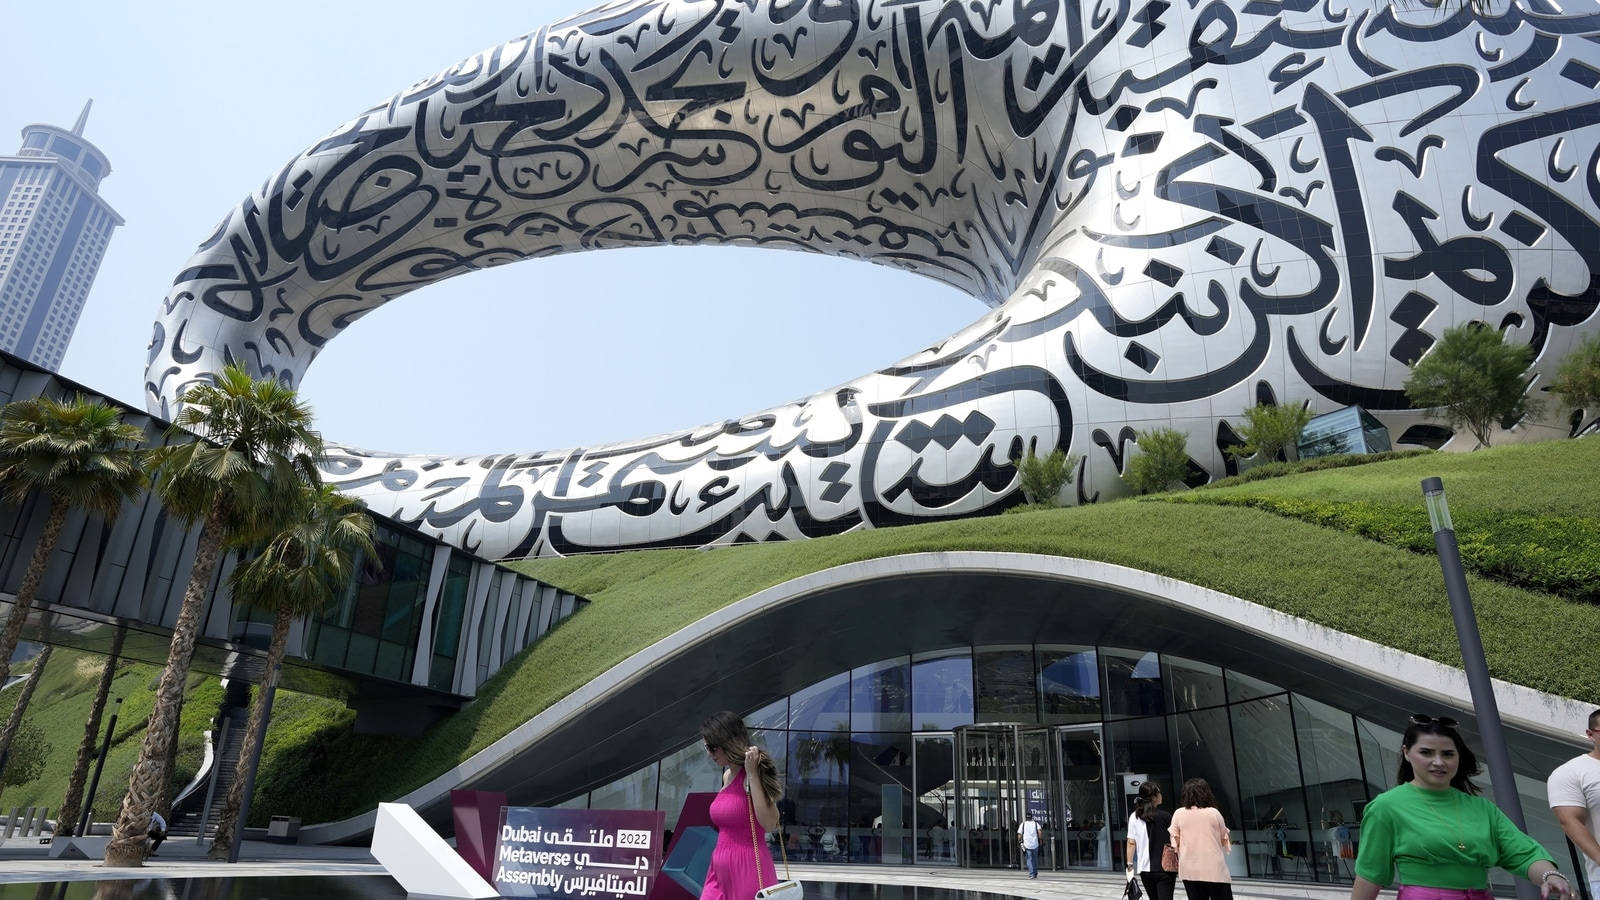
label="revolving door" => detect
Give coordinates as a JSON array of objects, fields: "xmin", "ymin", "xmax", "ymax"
[{"xmin": 953, "ymin": 723, "xmax": 1110, "ymax": 871}]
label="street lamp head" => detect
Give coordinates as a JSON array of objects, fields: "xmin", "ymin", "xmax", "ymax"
[{"xmin": 1421, "ymin": 476, "xmax": 1453, "ymax": 534}]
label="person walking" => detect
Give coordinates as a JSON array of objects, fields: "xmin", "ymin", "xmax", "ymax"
[
  {"xmin": 1549, "ymin": 707, "xmax": 1600, "ymax": 900},
  {"xmin": 1018, "ymin": 810, "xmax": 1042, "ymax": 878},
  {"xmin": 1351, "ymin": 714, "xmax": 1573, "ymax": 900},
  {"xmin": 1169, "ymin": 778, "xmax": 1233, "ymax": 900},
  {"xmin": 1126, "ymin": 781, "xmax": 1178, "ymax": 900},
  {"xmin": 699, "ymin": 710, "xmax": 783, "ymax": 900}
]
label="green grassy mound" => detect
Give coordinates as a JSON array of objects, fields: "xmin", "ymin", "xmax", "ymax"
[
  {"xmin": 242, "ymin": 437, "xmax": 1600, "ymax": 825},
  {"xmin": 1169, "ymin": 438, "xmax": 1600, "ymax": 600},
  {"xmin": 12, "ymin": 438, "xmax": 1599, "ymax": 829}
]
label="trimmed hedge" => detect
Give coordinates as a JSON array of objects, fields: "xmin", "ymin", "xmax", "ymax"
[
  {"xmin": 1170, "ymin": 437, "xmax": 1600, "ymax": 601},
  {"xmin": 1194, "ymin": 450, "xmax": 1432, "ymax": 491}
]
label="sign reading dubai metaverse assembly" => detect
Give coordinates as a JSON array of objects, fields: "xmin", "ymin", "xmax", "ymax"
[{"xmin": 494, "ymin": 806, "xmax": 665, "ymax": 899}]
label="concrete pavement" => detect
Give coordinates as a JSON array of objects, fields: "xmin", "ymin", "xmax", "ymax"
[{"xmin": 0, "ymin": 838, "xmax": 1367, "ymax": 896}]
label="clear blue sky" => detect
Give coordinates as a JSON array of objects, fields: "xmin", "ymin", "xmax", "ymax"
[{"xmin": 0, "ymin": 1, "xmax": 979, "ymax": 456}]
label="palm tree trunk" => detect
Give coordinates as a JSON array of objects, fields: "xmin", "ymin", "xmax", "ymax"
[
  {"xmin": 208, "ymin": 604, "xmax": 290, "ymax": 859},
  {"xmin": 0, "ymin": 503, "xmax": 67, "ymax": 687},
  {"xmin": 56, "ymin": 627, "xmax": 126, "ymax": 837},
  {"xmin": 104, "ymin": 501, "xmax": 226, "ymax": 867},
  {"xmin": 0, "ymin": 644, "xmax": 52, "ymax": 801}
]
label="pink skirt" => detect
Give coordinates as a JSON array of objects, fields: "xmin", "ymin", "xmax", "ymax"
[{"xmin": 1396, "ymin": 888, "xmax": 1494, "ymax": 900}]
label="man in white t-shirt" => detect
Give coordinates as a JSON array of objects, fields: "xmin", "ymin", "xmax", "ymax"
[
  {"xmin": 1017, "ymin": 812, "xmax": 1042, "ymax": 879},
  {"xmin": 1549, "ymin": 707, "xmax": 1600, "ymax": 899}
]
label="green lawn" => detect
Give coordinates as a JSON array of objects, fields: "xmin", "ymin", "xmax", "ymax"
[
  {"xmin": 0, "ymin": 649, "xmax": 220, "ymax": 822},
  {"xmin": 1170, "ymin": 438, "xmax": 1600, "ymax": 600},
  {"xmin": 11, "ymin": 437, "xmax": 1599, "ymax": 828}
]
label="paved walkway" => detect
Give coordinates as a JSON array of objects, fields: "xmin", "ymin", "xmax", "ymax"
[{"xmin": 0, "ymin": 838, "xmax": 1364, "ymax": 897}]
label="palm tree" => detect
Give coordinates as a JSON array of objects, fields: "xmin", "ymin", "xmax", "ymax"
[
  {"xmin": 104, "ymin": 364, "xmax": 321, "ymax": 867},
  {"xmin": 208, "ymin": 483, "xmax": 374, "ymax": 859},
  {"xmin": 0, "ymin": 395, "xmax": 145, "ymax": 686},
  {"xmin": 0, "ymin": 644, "xmax": 51, "ymax": 799},
  {"xmin": 56, "ymin": 627, "xmax": 126, "ymax": 836}
]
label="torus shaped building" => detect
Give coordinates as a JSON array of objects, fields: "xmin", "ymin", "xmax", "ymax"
[{"xmin": 147, "ymin": 0, "xmax": 1600, "ymax": 559}]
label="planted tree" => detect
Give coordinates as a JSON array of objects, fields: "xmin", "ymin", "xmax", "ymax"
[
  {"xmin": 1229, "ymin": 403, "xmax": 1314, "ymax": 463},
  {"xmin": 0, "ymin": 721, "xmax": 50, "ymax": 791},
  {"xmin": 56, "ymin": 627, "xmax": 126, "ymax": 836},
  {"xmin": 1549, "ymin": 332, "xmax": 1600, "ymax": 416},
  {"xmin": 105, "ymin": 365, "xmax": 321, "ymax": 867},
  {"xmin": 1014, "ymin": 447, "xmax": 1080, "ymax": 507},
  {"xmin": 209, "ymin": 483, "xmax": 375, "ymax": 859},
  {"xmin": 0, "ymin": 395, "xmax": 145, "ymax": 687},
  {"xmin": 0, "ymin": 644, "xmax": 51, "ymax": 797},
  {"xmin": 1123, "ymin": 427, "xmax": 1191, "ymax": 495},
  {"xmin": 1403, "ymin": 323, "xmax": 1538, "ymax": 448}
]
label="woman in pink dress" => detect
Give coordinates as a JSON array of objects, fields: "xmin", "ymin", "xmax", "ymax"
[
  {"xmin": 1169, "ymin": 778, "xmax": 1234, "ymax": 900},
  {"xmin": 700, "ymin": 710, "xmax": 783, "ymax": 900}
]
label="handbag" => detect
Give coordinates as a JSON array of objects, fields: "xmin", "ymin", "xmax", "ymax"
[
  {"xmin": 747, "ymin": 778, "xmax": 802, "ymax": 900},
  {"xmin": 1123, "ymin": 872, "xmax": 1144, "ymax": 899},
  {"xmin": 1161, "ymin": 843, "xmax": 1179, "ymax": 872}
]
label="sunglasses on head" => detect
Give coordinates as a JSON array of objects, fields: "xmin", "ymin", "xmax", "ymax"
[{"xmin": 1409, "ymin": 713, "xmax": 1459, "ymax": 728}]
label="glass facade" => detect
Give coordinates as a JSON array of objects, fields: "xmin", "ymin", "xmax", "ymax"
[
  {"xmin": 305, "ymin": 524, "xmax": 432, "ymax": 682},
  {"xmin": 563, "ymin": 643, "xmax": 1568, "ymax": 889}
]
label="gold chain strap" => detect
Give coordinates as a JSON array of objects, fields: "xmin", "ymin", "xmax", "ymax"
[{"xmin": 744, "ymin": 769, "xmax": 790, "ymax": 886}]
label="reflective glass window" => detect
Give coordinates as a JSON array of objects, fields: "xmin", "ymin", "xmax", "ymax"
[
  {"xmin": 1103, "ymin": 648, "xmax": 1164, "ymax": 718},
  {"xmin": 913, "ymin": 734, "xmax": 957, "ymax": 864},
  {"xmin": 790, "ymin": 671, "xmax": 849, "ymax": 732},
  {"xmin": 1226, "ymin": 669, "xmax": 1284, "ymax": 703},
  {"xmin": 430, "ymin": 554, "xmax": 473, "ymax": 691},
  {"xmin": 846, "ymin": 732, "xmax": 913, "ymax": 863},
  {"xmin": 590, "ymin": 763, "xmax": 659, "ymax": 811},
  {"xmin": 48, "ymin": 137, "xmax": 81, "ymax": 161},
  {"xmin": 1230, "ymin": 696, "xmax": 1307, "ymax": 879},
  {"xmin": 658, "ymin": 741, "xmax": 723, "ymax": 829},
  {"xmin": 1106, "ymin": 716, "xmax": 1173, "ymax": 869},
  {"xmin": 1355, "ymin": 716, "xmax": 1403, "ymax": 800},
  {"xmin": 1292, "ymin": 695, "xmax": 1364, "ymax": 881},
  {"xmin": 788, "ymin": 730, "xmax": 850, "ymax": 856},
  {"xmin": 1038, "ymin": 644, "xmax": 1101, "ymax": 724},
  {"xmin": 911, "ymin": 650, "xmax": 973, "ymax": 730},
  {"xmin": 1173, "ymin": 707, "xmax": 1241, "ymax": 827},
  {"xmin": 1166, "ymin": 656, "xmax": 1227, "ymax": 711},
  {"xmin": 974, "ymin": 646, "xmax": 1036, "ymax": 723},
  {"xmin": 851, "ymin": 657, "xmax": 910, "ymax": 732},
  {"xmin": 747, "ymin": 697, "xmax": 788, "ymax": 730},
  {"xmin": 81, "ymin": 155, "xmax": 103, "ymax": 178}
]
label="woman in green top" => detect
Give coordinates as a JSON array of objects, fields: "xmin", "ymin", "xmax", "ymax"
[{"xmin": 1350, "ymin": 716, "xmax": 1574, "ymax": 900}]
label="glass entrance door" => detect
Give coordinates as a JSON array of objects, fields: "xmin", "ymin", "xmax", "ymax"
[
  {"xmin": 1055, "ymin": 724, "xmax": 1112, "ymax": 869},
  {"xmin": 953, "ymin": 724, "xmax": 1058, "ymax": 870}
]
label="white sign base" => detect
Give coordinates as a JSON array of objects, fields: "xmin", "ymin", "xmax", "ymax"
[{"xmin": 372, "ymin": 802, "xmax": 499, "ymax": 899}]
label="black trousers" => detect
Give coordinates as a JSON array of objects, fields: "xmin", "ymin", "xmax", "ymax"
[
  {"xmin": 148, "ymin": 827, "xmax": 166, "ymax": 852},
  {"xmin": 1140, "ymin": 870, "xmax": 1178, "ymax": 900},
  {"xmin": 1180, "ymin": 881, "xmax": 1233, "ymax": 900}
]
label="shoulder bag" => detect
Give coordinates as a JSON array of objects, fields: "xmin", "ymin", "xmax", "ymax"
[
  {"xmin": 748, "ymin": 779, "xmax": 802, "ymax": 900},
  {"xmin": 1161, "ymin": 843, "xmax": 1179, "ymax": 872}
]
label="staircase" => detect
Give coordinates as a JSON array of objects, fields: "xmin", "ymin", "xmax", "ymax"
[{"xmin": 168, "ymin": 681, "xmax": 250, "ymax": 842}]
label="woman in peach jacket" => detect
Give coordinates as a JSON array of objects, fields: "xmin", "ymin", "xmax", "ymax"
[{"xmin": 1169, "ymin": 778, "xmax": 1233, "ymax": 900}]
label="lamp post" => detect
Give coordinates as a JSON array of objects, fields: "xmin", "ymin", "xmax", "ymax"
[{"xmin": 1422, "ymin": 476, "xmax": 1537, "ymax": 900}]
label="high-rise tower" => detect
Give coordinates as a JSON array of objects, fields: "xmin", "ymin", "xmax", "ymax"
[{"xmin": 0, "ymin": 101, "xmax": 123, "ymax": 371}]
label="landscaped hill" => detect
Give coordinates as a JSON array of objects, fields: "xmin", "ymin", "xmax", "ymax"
[{"xmin": 6, "ymin": 437, "xmax": 1597, "ymax": 828}]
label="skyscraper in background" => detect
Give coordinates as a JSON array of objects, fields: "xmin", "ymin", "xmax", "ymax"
[{"xmin": 0, "ymin": 101, "xmax": 122, "ymax": 371}]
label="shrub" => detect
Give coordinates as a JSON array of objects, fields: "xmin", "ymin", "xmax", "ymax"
[
  {"xmin": 1198, "ymin": 450, "xmax": 1432, "ymax": 490},
  {"xmin": 1229, "ymin": 403, "xmax": 1315, "ymax": 462},
  {"xmin": 1124, "ymin": 428, "xmax": 1191, "ymax": 495},
  {"xmin": 1549, "ymin": 332, "xmax": 1600, "ymax": 414},
  {"xmin": 1014, "ymin": 448, "xmax": 1079, "ymax": 506},
  {"xmin": 1171, "ymin": 493, "xmax": 1600, "ymax": 602},
  {"xmin": 1404, "ymin": 323, "xmax": 1538, "ymax": 448}
]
